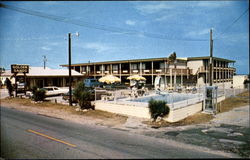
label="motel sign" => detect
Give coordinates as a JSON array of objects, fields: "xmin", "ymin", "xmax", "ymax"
[{"xmin": 11, "ymin": 64, "xmax": 29, "ymax": 74}]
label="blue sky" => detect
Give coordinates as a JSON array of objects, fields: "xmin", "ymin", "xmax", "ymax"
[{"xmin": 0, "ymin": 1, "xmax": 249, "ymax": 74}]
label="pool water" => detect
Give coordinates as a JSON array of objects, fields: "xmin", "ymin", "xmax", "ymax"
[{"xmin": 129, "ymin": 93, "xmax": 197, "ymax": 104}]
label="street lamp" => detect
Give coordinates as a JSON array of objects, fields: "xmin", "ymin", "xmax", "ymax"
[{"xmin": 68, "ymin": 32, "xmax": 79, "ymax": 106}]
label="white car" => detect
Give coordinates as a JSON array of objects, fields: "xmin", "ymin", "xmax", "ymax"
[{"xmin": 42, "ymin": 86, "xmax": 69, "ymax": 96}]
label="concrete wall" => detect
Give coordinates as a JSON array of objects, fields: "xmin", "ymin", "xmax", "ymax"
[
  {"xmin": 215, "ymin": 82, "xmax": 232, "ymax": 89},
  {"xmin": 95, "ymin": 102, "xmax": 151, "ymax": 119},
  {"xmin": 233, "ymin": 75, "xmax": 248, "ymax": 88},
  {"xmin": 95, "ymin": 95, "xmax": 226, "ymax": 123},
  {"xmin": 164, "ymin": 102, "xmax": 202, "ymax": 122},
  {"xmin": 187, "ymin": 60, "xmax": 203, "ymax": 74}
]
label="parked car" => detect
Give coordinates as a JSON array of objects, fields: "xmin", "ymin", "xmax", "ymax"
[
  {"xmin": 84, "ymin": 78, "xmax": 102, "ymax": 88},
  {"xmin": 42, "ymin": 86, "xmax": 68, "ymax": 96}
]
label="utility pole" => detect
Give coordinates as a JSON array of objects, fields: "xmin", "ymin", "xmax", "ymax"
[
  {"xmin": 43, "ymin": 55, "xmax": 47, "ymax": 69},
  {"xmin": 68, "ymin": 32, "xmax": 79, "ymax": 106},
  {"xmin": 68, "ymin": 33, "xmax": 72, "ymax": 106},
  {"xmin": 209, "ymin": 29, "xmax": 213, "ymax": 86}
]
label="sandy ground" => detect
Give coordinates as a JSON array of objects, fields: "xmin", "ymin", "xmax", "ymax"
[{"xmin": 211, "ymin": 105, "xmax": 249, "ymax": 127}]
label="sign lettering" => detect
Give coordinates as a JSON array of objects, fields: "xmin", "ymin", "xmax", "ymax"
[{"xmin": 11, "ymin": 64, "xmax": 29, "ymax": 73}]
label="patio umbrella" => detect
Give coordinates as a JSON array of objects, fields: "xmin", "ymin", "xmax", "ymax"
[
  {"xmin": 127, "ymin": 75, "xmax": 146, "ymax": 81},
  {"xmin": 98, "ymin": 75, "xmax": 121, "ymax": 84}
]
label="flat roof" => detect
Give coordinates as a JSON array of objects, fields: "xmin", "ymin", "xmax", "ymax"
[
  {"xmin": 187, "ymin": 56, "xmax": 235, "ymax": 62},
  {"xmin": 61, "ymin": 56, "xmax": 235, "ymax": 67},
  {"xmin": 61, "ymin": 57, "xmax": 188, "ymax": 67},
  {"xmin": 1, "ymin": 67, "xmax": 83, "ymax": 77}
]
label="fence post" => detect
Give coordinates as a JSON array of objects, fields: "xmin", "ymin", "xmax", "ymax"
[
  {"xmin": 95, "ymin": 87, "xmax": 96, "ymax": 102},
  {"xmin": 172, "ymin": 93, "xmax": 174, "ymax": 108}
]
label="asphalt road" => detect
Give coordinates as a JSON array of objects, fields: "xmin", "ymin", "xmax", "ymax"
[{"xmin": 1, "ymin": 106, "xmax": 237, "ymax": 159}]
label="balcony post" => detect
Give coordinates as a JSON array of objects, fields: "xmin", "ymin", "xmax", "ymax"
[
  {"xmin": 129, "ymin": 62, "xmax": 131, "ymax": 75},
  {"xmin": 140, "ymin": 62, "xmax": 142, "ymax": 76},
  {"xmin": 151, "ymin": 61, "xmax": 154, "ymax": 85},
  {"xmin": 119, "ymin": 63, "xmax": 121, "ymax": 80},
  {"xmin": 181, "ymin": 69, "xmax": 183, "ymax": 87},
  {"xmin": 110, "ymin": 64, "xmax": 112, "ymax": 75},
  {"xmin": 94, "ymin": 64, "xmax": 96, "ymax": 79},
  {"xmin": 170, "ymin": 68, "xmax": 172, "ymax": 88},
  {"xmin": 101, "ymin": 64, "xmax": 104, "ymax": 76},
  {"xmin": 164, "ymin": 60, "xmax": 167, "ymax": 88}
]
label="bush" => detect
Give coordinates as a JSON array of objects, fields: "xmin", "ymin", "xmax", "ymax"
[
  {"xmin": 148, "ymin": 98, "xmax": 170, "ymax": 121},
  {"xmin": 73, "ymin": 82, "xmax": 95, "ymax": 110},
  {"xmin": 32, "ymin": 87, "xmax": 46, "ymax": 102}
]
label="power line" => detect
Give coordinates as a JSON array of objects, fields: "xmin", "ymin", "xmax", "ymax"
[
  {"xmin": 0, "ymin": 3, "xmax": 208, "ymax": 42},
  {"xmin": 214, "ymin": 8, "xmax": 249, "ymax": 40},
  {"xmin": 0, "ymin": 36, "xmax": 64, "ymax": 41}
]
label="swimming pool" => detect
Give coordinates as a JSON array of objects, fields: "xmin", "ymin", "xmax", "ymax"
[{"xmin": 128, "ymin": 92, "xmax": 198, "ymax": 104}]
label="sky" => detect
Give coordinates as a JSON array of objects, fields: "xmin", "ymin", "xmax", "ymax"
[{"xmin": 0, "ymin": 1, "xmax": 249, "ymax": 74}]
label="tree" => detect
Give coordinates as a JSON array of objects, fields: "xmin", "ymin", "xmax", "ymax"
[
  {"xmin": 166, "ymin": 52, "xmax": 177, "ymax": 89},
  {"xmin": 31, "ymin": 86, "xmax": 46, "ymax": 102},
  {"xmin": 5, "ymin": 78, "xmax": 13, "ymax": 97},
  {"xmin": 168, "ymin": 52, "xmax": 177, "ymax": 68},
  {"xmin": 73, "ymin": 81, "xmax": 94, "ymax": 110},
  {"xmin": 148, "ymin": 99, "xmax": 170, "ymax": 121}
]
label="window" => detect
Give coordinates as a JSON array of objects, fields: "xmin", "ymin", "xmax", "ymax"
[
  {"xmin": 142, "ymin": 63, "xmax": 146, "ymax": 70},
  {"xmin": 131, "ymin": 64, "xmax": 138, "ymax": 70},
  {"xmin": 82, "ymin": 66, "xmax": 86, "ymax": 71},
  {"xmin": 113, "ymin": 64, "xmax": 118, "ymax": 71},
  {"xmin": 160, "ymin": 62, "xmax": 165, "ymax": 69}
]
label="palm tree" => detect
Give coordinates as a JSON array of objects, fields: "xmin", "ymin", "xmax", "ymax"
[{"xmin": 167, "ymin": 52, "xmax": 177, "ymax": 89}]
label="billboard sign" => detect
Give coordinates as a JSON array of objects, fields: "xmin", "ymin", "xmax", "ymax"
[{"xmin": 11, "ymin": 64, "xmax": 29, "ymax": 74}]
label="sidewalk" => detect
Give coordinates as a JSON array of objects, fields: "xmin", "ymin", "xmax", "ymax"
[
  {"xmin": 211, "ymin": 105, "xmax": 249, "ymax": 127},
  {"xmin": 138, "ymin": 105, "xmax": 250, "ymax": 158},
  {"xmin": 0, "ymin": 89, "xmax": 9, "ymax": 99}
]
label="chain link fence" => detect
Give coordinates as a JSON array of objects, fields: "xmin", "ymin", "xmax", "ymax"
[{"xmin": 94, "ymin": 83, "xmax": 249, "ymax": 109}]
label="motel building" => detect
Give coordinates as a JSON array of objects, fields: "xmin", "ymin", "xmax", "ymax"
[
  {"xmin": 1, "ymin": 67, "xmax": 83, "ymax": 89},
  {"xmin": 61, "ymin": 56, "xmax": 236, "ymax": 89}
]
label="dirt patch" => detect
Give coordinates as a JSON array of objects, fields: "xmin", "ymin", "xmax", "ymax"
[
  {"xmin": 1, "ymin": 97, "xmax": 127, "ymax": 127},
  {"xmin": 218, "ymin": 91, "xmax": 249, "ymax": 113},
  {"xmin": 143, "ymin": 113, "xmax": 214, "ymax": 128}
]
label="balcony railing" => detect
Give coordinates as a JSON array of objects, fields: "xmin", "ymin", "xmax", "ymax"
[{"xmin": 87, "ymin": 68, "xmax": 192, "ymax": 76}]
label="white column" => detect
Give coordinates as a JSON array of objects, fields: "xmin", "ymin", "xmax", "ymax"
[
  {"xmin": 174, "ymin": 69, "xmax": 176, "ymax": 89},
  {"xmin": 129, "ymin": 62, "xmax": 131, "ymax": 76},
  {"xmin": 119, "ymin": 63, "xmax": 121, "ymax": 80},
  {"xmin": 140, "ymin": 62, "xmax": 142, "ymax": 76},
  {"xmin": 101, "ymin": 64, "xmax": 104, "ymax": 76},
  {"xmin": 94, "ymin": 65, "xmax": 96, "ymax": 79},
  {"xmin": 181, "ymin": 69, "xmax": 183, "ymax": 87},
  {"xmin": 80, "ymin": 65, "xmax": 82, "ymax": 73},
  {"xmin": 164, "ymin": 61, "xmax": 167, "ymax": 88},
  {"xmin": 110, "ymin": 64, "xmax": 112, "ymax": 75},
  {"xmin": 170, "ymin": 69, "xmax": 172, "ymax": 88},
  {"xmin": 151, "ymin": 61, "xmax": 154, "ymax": 85}
]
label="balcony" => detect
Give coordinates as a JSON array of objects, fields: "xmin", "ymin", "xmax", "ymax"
[{"xmin": 88, "ymin": 68, "xmax": 192, "ymax": 76}]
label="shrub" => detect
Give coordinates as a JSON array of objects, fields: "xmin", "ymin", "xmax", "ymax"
[
  {"xmin": 32, "ymin": 88, "xmax": 46, "ymax": 102},
  {"xmin": 73, "ymin": 82, "xmax": 95, "ymax": 110},
  {"xmin": 148, "ymin": 98, "xmax": 170, "ymax": 121}
]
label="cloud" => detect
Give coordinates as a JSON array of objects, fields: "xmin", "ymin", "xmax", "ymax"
[
  {"xmin": 82, "ymin": 42, "xmax": 115, "ymax": 53},
  {"xmin": 125, "ymin": 20, "xmax": 136, "ymax": 26},
  {"xmin": 134, "ymin": 2, "xmax": 174, "ymax": 14},
  {"xmin": 41, "ymin": 46, "xmax": 51, "ymax": 51},
  {"xmin": 134, "ymin": 1, "xmax": 233, "ymax": 16},
  {"xmin": 196, "ymin": 1, "xmax": 233, "ymax": 8},
  {"xmin": 185, "ymin": 28, "xmax": 212, "ymax": 37}
]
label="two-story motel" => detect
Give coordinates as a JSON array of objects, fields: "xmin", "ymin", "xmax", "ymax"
[{"xmin": 61, "ymin": 56, "xmax": 236, "ymax": 88}]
